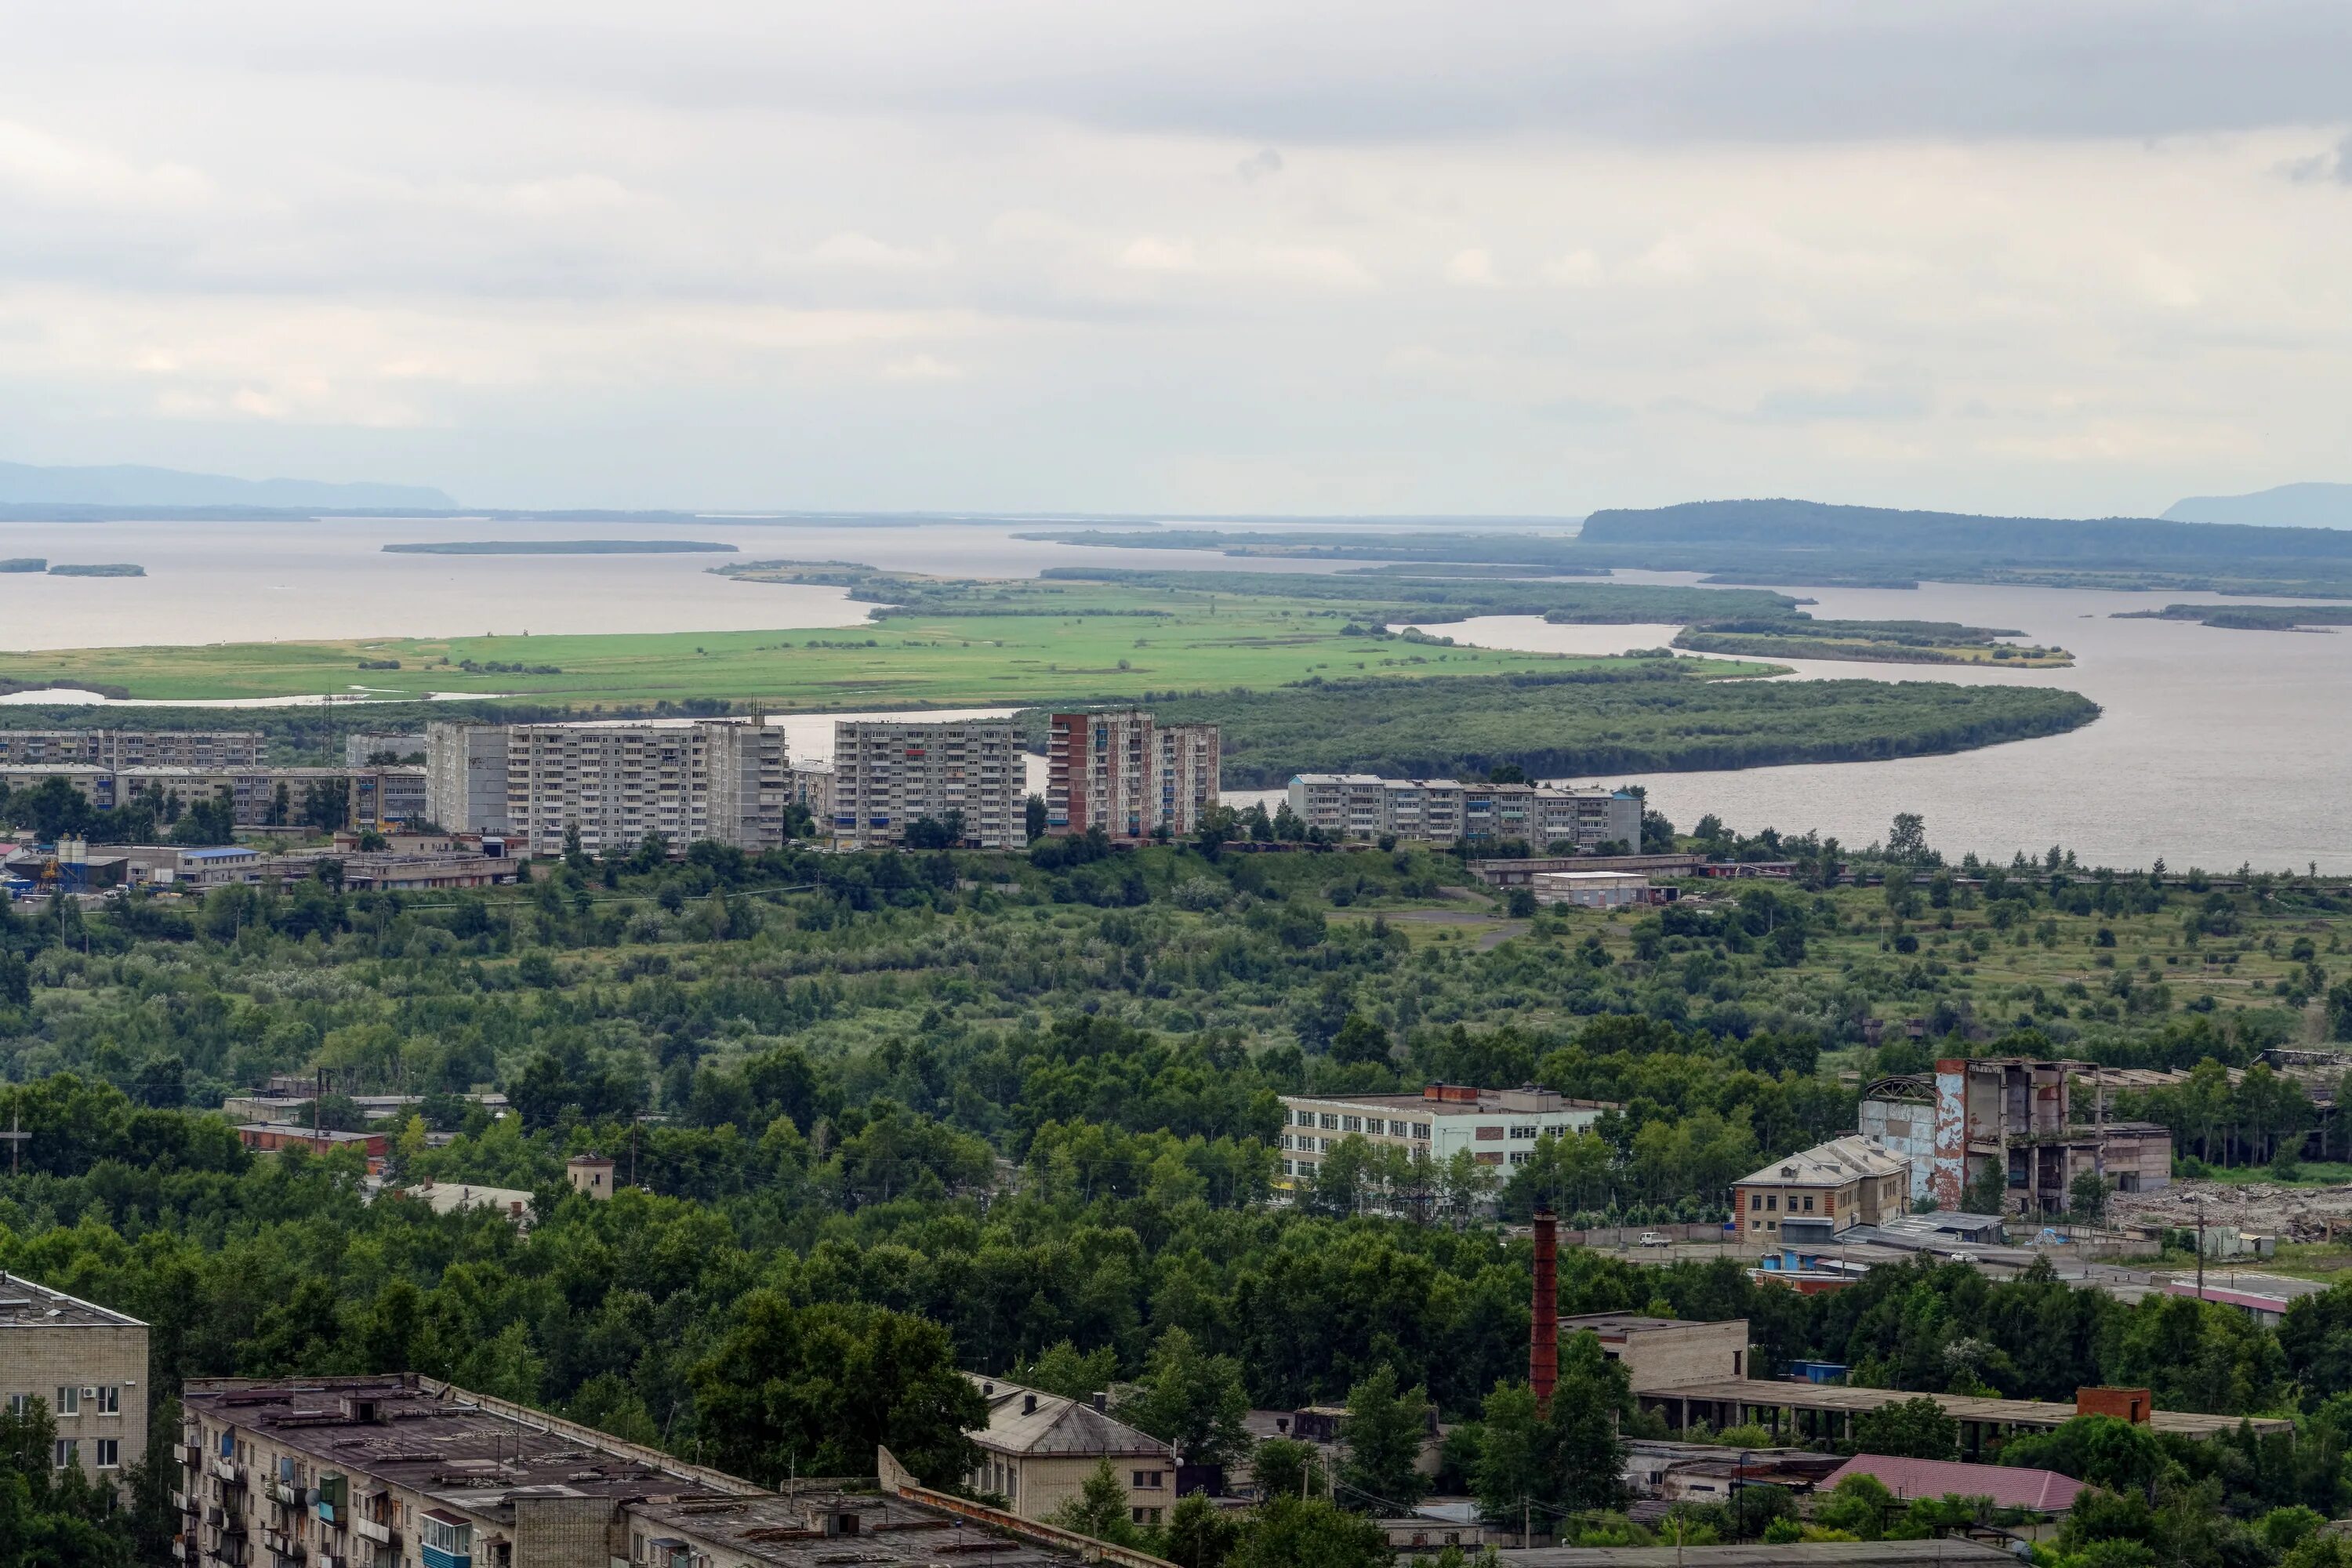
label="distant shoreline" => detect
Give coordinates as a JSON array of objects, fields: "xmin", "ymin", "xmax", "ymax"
[{"xmin": 382, "ymin": 539, "xmax": 739, "ymax": 556}]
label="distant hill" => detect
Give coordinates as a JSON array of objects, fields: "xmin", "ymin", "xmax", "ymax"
[
  {"xmin": 1578, "ymin": 498, "xmax": 2352, "ymax": 561},
  {"xmin": 2163, "ymin": 482, "xmax": 2352, "ymax": 530},
  {"xmin": 0, "ymin": 461, "xmax": 454, "ymax": 510}
]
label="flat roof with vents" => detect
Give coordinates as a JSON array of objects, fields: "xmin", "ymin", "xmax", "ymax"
[{"xmin": 0, "ymin": 1272, "xmax": 144, "ymax": 1329}]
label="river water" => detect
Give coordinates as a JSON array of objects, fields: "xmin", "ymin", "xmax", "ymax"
[
  {"xmin": 1, "ymin": 520, "xmax": 2344, "ymax": 870},
  {"xmin": 1383, "ymin": 578, "xmax": 2352, "ymax": 874}
]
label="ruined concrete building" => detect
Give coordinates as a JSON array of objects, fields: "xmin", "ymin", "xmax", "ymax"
[{"xmin": 1860, "ymin": 1058, "xmax": 2172, "ymax": 1214}]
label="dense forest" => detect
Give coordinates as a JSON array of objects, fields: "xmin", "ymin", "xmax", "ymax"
[
  {"xmin": 1142, "ymin": 670, "xmax": 2102, "ymax": 787},
  {"xmin": 5, "ymin": 821, "xmax": 2352, "ymax": 1563}
]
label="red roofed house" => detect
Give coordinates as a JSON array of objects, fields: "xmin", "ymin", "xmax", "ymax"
[{"xmin": 1823, "ymin": 1454, "xmax": 2089, "ymax": 1515}]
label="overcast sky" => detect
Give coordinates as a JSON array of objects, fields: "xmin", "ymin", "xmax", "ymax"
[{"xmin": 5, "ymin": 1, "xmax": 2351, "ymax": 514}]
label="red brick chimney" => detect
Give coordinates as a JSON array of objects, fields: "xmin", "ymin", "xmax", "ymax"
[{"xmin": 1531, "ymin": 1209, "xmax": 1559, "ymax": 1408}]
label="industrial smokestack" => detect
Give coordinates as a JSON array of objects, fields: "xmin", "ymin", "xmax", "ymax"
[{"xmin": 1531, "ymin": 1209, "xmax": 1559, "ymax": 1408}]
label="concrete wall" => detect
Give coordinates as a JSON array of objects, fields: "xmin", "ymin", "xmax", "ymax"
[
  {"xmin": 1611, "ymin": 1319, "xmax": 1748, "ymax": 1392},
  {"xmin": 0, "ymin": 1322, "xmax": 147, "ymax": 1494},
  {"xmin": 513, "ymin": 1492, "xmax": 620, "ymax": 1568},
  {"xmin": 1860, "ymin": 1094, "xmax": 1937, "ymax": 1204},
  {"xmin": 1932, "ymin": 1062, "xmax": 1969, "ymax": 1210}
]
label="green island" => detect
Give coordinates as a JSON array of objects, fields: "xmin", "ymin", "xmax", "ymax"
[
  {"xmin": 1671, "ymin": 617, "xmax": 2073, "ymax": 666},
  {"xmin": 45, "ymin": 562, "xmax": 143, "ymax": 577},
  {"xmin": 1029, "ymin": 500, "xmax": 2352, "ymax": 597},
  {"xmin": 383, "ymin": 539, "xmax": 740, "ymax": 554},
  {"xmin": 0, "ymin": 557, "xmax": 44, "ymax": 573},
  {"xmin": 3, "ymin": 809, "xmax": 2352, "ymax": 1560},
  {"xmin": 2115, "ymin": 604, "xmax": 2352, "ymax": 632}
]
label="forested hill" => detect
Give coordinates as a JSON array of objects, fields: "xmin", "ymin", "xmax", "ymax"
[{"xmin": 1580, "ymin": 499, "xmax": 2352, "ymax": 563}]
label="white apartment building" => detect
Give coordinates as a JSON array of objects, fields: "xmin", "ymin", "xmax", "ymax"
[
  {"xmin": 0, "ymin": 1273, "xmax": 148, "ymax": 1497},
  {"xmin": 1287, "ymin": 775, "xmax": 1642, "ymax": 850},
  {"xmin": 503, "ymin": 720, "xmax": 790, "ymax": 857},
  {"xmin": 831, "ymin": 719, "xmax": 1026, "ymax": 850},
  {"xmin": 1278, "ymin": 1083, "xmax": 1620, "ymax": 1190},
  {"xmin": 1044, "ymin": 710, "xmax": 1220, "ymax": 840},
  {"xmin": 429, "ymin": 720, "xmax": 793, "ymax": 856}
]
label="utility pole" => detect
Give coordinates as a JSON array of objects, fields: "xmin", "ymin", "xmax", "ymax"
[{"xmin": 0, "ymin": 1107, "xmax": 29, "ymax": 1178}]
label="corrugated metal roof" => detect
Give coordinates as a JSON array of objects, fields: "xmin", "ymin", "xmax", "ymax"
[{"xmin": 1824, "ymin": 1453, "xmax": 2087, "ymax": 1514}]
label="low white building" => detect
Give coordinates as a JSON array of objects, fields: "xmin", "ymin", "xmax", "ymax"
[
  {"xmin": 1279, "ymin": 1083, "xmax": 1619, "ymax": 1190},
  {"xmin": 1530, "ymin": 869, "xmax": 1653, "ymax": 908}
]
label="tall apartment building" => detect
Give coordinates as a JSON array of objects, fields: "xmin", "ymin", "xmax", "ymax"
[
  {"xmin": 1044, "ymin": 711, "xmax": 1221, "ymax": 840},
  {"xmin": 428, "ymin": 720, "xmax": 791, "ymax": 855},
  {"xmin": 425, "ymin": 722, "xmax": 513, "ymax": 834},
  {"xmin": 831, "ymin": 719, "xmax": 1025, "ymax": 850},
  {"xmin": 1286, "ymin": 774, "xmax": 1641, "ymax": 850},
  {"xmin": 503, "ymin": 721, "xmax": 790, "ymax": 857},
  {"xmin": 0, "ymin": 729, "xmax": 263, "ymax": 768},
  {"xmin": 1278, "ymin": 1083, "xmax": 1619, "ymax": 1192},
  {"xmin": 179, "ymin": 1374, "xmax": 1088, "ymax": 1568},
  {"xmin": 0, "ymin": 1273, "xmax": 147, "ymax": 1496}
]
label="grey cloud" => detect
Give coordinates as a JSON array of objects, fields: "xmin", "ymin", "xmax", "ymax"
[
  {"xmin": 17, "ymin": 2, "xmax": 2352, "ymax": 144},
  {"xmin": 1235, "ymin": 147, "xmax": 1283, "ymax": 180}
]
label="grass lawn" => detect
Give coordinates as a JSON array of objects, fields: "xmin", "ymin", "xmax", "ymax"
[{"xmin": 0, "ymin": 577, "xmax": 1773, "ymax": 706}]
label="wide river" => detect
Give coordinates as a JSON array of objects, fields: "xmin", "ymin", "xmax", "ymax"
[{"xmin": 1, "ymin": 518, "xmax": 2345, "ymax": 871}]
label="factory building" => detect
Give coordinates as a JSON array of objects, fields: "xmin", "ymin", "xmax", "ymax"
[
  {"xmin": 1279, "ymin": 1083, "xmax": 1618, "ymax": 1192},
  {"xmin": 1859, "ymin": 1058, "xmax": 2173, "ymax": 1213}
]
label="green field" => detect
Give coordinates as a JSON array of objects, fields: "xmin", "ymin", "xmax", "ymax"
[{"xmin": 0, "ymin": 576, "xmax": 1752, "ymax": 706}]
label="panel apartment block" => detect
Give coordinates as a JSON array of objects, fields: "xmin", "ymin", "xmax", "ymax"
[
  {"xmin": 179, "ymin": 1374, "xmax": 1088, "ymax": 1568},
  {"xmin": 1286, "ymin": 775, "xmax": 1640, "ymax": 848},
  {"xmin": 831, "ymin": 719, "xmax": 1025, "ymax": 850},
  {"xmin": 503, "ymin": 720, "xmax": 789, "ymax": 858},
  {"xmin": 0, "ymin": 1273, "xmax": 147, "ymax": 1497},
  {"xmin": 0, "ymin": 729, "xmax": 263, "ymax": 769},
  {"xmin": 1044, "ymin": 710, "xmax": 1220, "ymax": 840}
]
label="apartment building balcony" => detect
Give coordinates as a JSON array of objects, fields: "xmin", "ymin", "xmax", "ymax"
[{"xmin": 351, "ymin": 1517, "xmax": 395, "ymax": 1548}]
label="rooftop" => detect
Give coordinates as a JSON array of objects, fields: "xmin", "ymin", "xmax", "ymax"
[
  {"xmin": 0, "ymin": 1272, "xmax": 144, "ymax": 1330},
  {"xmin": 183, "ymin": 1375, "xmax": 743, "ymax": 1514},
  {"xmin": 1823, "ymin": 1453, "xmax": 2087, "ymax": 1514},
  {"xmin": 1736, "ymin": 1136, "xmax": 1910, "ymax": 1189},
  {"xmin": 631, "ymin": 1488, "xmax": 1083, "ymax": 1568},
  {"xmin": 1557, "ymin": 1313, "xmax": 1697, "ymax": 1337},
  {"xmin": 1287, "ymin": 1087, "xmax": 1618, "ymax": 1117},
  {"xmin": 967, "ymin": 1377, "xmax": 1174, "ymax": 1461}
]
